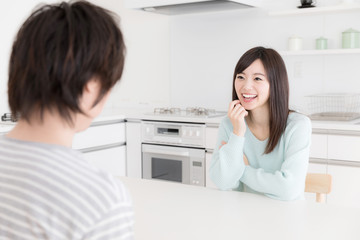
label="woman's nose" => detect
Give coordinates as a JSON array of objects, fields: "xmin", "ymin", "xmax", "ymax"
[{"xmin": 242, "ymin": 80, "xmax": 253, "ymax": 91}]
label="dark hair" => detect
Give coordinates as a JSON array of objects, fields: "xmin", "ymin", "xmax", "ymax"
[
  {"xmin": 232, "ymin": 47, "xmax": 289, "ymax": 154},
  {"xmin": 8, "ymin": 0, "xmax": 125, "ymax": 124}
]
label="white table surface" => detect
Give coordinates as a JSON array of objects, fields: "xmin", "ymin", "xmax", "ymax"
[{"xmin": 119, "ymin": 177, "xmax": 360, "ymax": 240}]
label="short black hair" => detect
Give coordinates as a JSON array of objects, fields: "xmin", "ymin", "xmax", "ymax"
[{"xmin": 8, "ymin": 0, "xmax": 125, "ymax": 124}]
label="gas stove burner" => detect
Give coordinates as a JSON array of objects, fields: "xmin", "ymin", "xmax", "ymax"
[
  {"xmin": 186, "ymin": 107, "xmax": 216, "ymax": 116},
  {"xmin": 154, "ymin": 107, "xmax": 181, "ymax": 115},
  {"xmin": 149, "ymin": 107, "xmax": 226, "ymax": 118},
  {"xmin": 1, "ymin": 113, "xmax": 19, "ymax": 122}
]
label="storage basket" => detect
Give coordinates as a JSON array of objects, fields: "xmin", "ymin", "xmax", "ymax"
[{"xmin": 305, "ymin": 93, "xmax": 360, "ymax": 121}]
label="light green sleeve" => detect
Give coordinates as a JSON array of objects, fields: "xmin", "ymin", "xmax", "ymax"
[
  {"xmin": 209, "ymin": 117, "xmax": 246, "ymax": 190},
  {"xmin": 240, "ymin": 117, "xmax": 312, "ymax": 201}
]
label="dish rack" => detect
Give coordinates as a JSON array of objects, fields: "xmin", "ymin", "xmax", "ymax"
[{"xmin": 305, "ymin": 93, "xmax": 360, "ymax": 121}]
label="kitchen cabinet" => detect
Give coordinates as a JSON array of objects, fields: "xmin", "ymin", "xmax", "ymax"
[
  {"xmin": 327, "ymin": 163, "xmax": 360, "ymax": 208},
  {"xmin": 328, "ymin": 134, "xmax": 360, "ymax": 162},
  {"xmin": 125, "ymin": 120, "xmax": 142, "ymax": 178},
  {"xmin": 73, "ymin": 120, "xmax": 126, "ymax": 176},
  {"xmin": 308, "ymin": 131, "xmax": 360, "ymax": 207},
  {"xmin": 82, "ymin": 145, "xmax": 126, "ymax": 176}
]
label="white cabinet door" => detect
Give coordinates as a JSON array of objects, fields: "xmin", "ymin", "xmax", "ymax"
[
  {"xmin": 328, "ymin": 135, "xmax": 360, "ymax": 162},
  {"xmin": 309, "ymin": 134, "xmax": 327, "ymax": 159},
  {"xmin": 126, "ymin": 122, "xmax": 142, "ymax": 178},
  {"xmin": 205, "ymin": 152, "xmax": 217, "ymax": 189},
  {"xmin": 83, "ymin": 145, "xmax": 126, "ymax": 177},
  {"xmin": 327, "ymin": 164, "xmax": 360, "ymax": 209},
  {"xmin": 205, "ymin": 126, "xmax": 218, "ymax": 149},
  {"xmin": 73, "ymin": 122, "xmax": 126, "ymax": 150}
]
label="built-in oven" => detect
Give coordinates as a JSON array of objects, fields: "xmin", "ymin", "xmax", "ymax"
[{"xmin": 141, "ymin": 121, "xmax": 206, "ymax": 186}]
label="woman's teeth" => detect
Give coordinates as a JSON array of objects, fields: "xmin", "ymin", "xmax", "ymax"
[{"xmin": 242, "ymin": 94, "xmax": 257, "ymax": 99}]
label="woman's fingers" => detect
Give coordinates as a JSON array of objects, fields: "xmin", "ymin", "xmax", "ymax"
[
  {"xmin": 219, "ymin": 141, "xmax": 227, "ymax": 149},
  {"xmin": 230, "ymin": 104, "xmax": 247, "ymax": 120},
  {"xmin": 243, "ymin": 155, "xmax": 249, "ymax": 165},
  {"xmin": 228, "ymin": 100, "xmax": 241, "ymax": 115}
]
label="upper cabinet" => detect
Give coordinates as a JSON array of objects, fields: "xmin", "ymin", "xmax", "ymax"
[{"xmin": 124, "ymin": 0, "xmax": 263, "ymax": 15}]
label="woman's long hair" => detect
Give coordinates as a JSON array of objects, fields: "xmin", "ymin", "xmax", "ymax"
[{"xmin": 232, "ymin": 46, "xmax": 289, "ymax": 154}]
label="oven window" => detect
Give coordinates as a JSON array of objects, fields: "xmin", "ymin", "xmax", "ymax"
[{"xmin": 152, "ymin": 158, "xmax": 182, "ymax": 182}]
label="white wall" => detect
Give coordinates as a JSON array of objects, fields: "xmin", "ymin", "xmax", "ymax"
[
  {"xmin": 169, "ymin": 0, "xmax": 360, "ymax": 112},
  {"xmin": 0, "ymin": 0, "xmax": 59, "ymax": 113},
  {"xmin": 0, "ymin": 0, "xmax": 171, "ymax": 114}
]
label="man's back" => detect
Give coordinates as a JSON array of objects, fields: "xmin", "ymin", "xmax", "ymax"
[{"xmin": 0, "ymin": 136, "xmax": 134, "ymax": 240}]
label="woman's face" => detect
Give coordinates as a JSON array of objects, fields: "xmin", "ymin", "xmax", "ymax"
[{"xmin": 234, "ymin": 59, "xmax": 270, "ymax": 111}]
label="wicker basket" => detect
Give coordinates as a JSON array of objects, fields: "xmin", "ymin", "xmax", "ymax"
[{"xmin": 305, "ymin": 93, "xmax": 360, "ymax": 121}]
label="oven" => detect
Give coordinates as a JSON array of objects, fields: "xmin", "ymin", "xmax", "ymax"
[{"xmin": 141, "ymin": 121, "xmax": 206, "ymax": 186}]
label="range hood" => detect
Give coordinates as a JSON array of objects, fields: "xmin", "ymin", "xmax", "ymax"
[{"xmin": 125, "ymin": 0, "xmax": 263, "ymax": 15}]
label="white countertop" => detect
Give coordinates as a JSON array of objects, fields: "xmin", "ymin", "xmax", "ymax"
[
  {"xmin": 119, "ymin": 176, "xmax": 360, "ymax": 240},
  {"xmin": 2, "ymin": 107, "xmax": 360, "ymax": 133}
]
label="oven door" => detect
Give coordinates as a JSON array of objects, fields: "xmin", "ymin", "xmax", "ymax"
[{"xmin": 142, "ymin": 143, "xmax": 205, "ymax": 186}]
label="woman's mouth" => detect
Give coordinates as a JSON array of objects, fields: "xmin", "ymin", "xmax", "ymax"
[{"xmin": 242, "ymin": 93, "xmax": 257, "ymax": 102}]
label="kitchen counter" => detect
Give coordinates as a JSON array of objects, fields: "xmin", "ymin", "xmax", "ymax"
[
  {"xmin": 124, "ymin": 108, "xmax": 360, "ymax": 132},
  {"xmin": 3, "ymin": 107, "xmax": 360, "ymax": 133},
  {"xmin": 119, "ymin": 176, "xmax": 360, "ymax": 240},
  {"xmin": 125, "ymin": 110, "xmax": 226, "ymax": 125}
]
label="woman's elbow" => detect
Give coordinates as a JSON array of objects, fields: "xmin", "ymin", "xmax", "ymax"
[{"xmin": 210, "ymin": 170, "xmax": 240, "ymax": 191}]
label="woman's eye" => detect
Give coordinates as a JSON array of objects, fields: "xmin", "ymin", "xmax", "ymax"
[
  {"xmin": 237, "ymin": 75, "xmax": 244, "ymax": 80},
  {"xmin": 254, "ymin": 77, "xmax": 262, "ymax": 81}
]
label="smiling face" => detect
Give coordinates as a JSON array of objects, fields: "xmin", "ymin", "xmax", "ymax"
[{"xmin": 234, "ymin": 59, "xmax": 270, "ymax": 111}]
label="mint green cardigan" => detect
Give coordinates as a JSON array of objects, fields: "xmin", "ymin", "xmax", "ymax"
[{"xmin": 209, "ymin": 112, "xmax": 312, "ymax": 201}]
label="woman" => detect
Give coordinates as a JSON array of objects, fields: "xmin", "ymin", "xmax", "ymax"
[{"xmin": 210, "ymin": 46, "xmax": 311, "ymax": 201}]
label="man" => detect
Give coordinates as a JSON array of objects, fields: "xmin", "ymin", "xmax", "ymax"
[{"xmin": 0, "ymin": 1, "xmax": 133, "ymax": 239}]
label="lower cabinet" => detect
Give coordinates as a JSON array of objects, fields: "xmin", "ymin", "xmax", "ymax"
[
  {"xmin": 125, "ymin": 121, "xmax": 142, "ymax": 178},
  {"xmin": 73, "ymin": 120, "xmax": 127, "ymax": 177},
  {"xmin": 82, "ymin": 145, "xmax": 126, "ymax": 177},
  {"xmin": 327, "ymin": 163, "xmax": 360, "ymax": 209}
]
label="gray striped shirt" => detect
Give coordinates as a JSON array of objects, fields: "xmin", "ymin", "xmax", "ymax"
[{"xmin": 0, "ymin": 136, "xmax": 134, "ymax": 240}]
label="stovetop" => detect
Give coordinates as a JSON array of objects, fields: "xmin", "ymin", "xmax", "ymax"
[{"xmin": 146, "ymin": 107, "xmax": 226, "ymax": 118}]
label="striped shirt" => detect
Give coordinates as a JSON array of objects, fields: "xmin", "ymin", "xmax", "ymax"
[{"xmin": 0, "ymin": 136, "xmax": 134, "ymax": 240}]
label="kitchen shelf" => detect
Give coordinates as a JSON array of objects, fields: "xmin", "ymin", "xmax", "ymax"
[
  {"xmin": 268, "ymin": 3, "xmax": 360, "ymax": 16},
  {"xmin": 280, "ymin": 48, "xmax": 360, "ymax": 56}
]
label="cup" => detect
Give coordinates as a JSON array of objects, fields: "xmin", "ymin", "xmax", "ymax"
[
  {"xmin": 288, "ymin": 36, "xmax": 303, "ymax": 51},
  {"xmin": 316, "ymin": 37, "xmax": 328, "ymax": 50}
]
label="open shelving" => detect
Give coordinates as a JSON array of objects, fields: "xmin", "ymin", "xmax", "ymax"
[
  {"xmin": 280, "ymin": 48, "xmax": 360, "ymax": 56},
  {"xmin": 268, "ymin": 3, "xmax": 360, "ymax": 16}
]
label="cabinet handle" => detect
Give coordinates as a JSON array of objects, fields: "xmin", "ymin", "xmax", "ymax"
[
  {"xmin": 79, "ymin": 142, "xmax": 125, "ymax": 153},
  {"xmin": 143, "ymin": 149, "xmax": 190, "ymax": 157},
  {"xmin": 327, "ymin": 159, "xmax": 360, "ymax": 168}
]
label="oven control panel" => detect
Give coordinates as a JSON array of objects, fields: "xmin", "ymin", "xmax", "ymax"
[
  {"xmin": 190, "ymin": 160, "xmax": 205, "ymax": 186},
  {"xmin": 141, "ymin": 121, "xmax": 206, "ymax": 147}
]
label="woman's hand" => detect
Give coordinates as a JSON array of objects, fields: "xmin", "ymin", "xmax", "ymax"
[{"xmin": 228, "ymin": 100, "xmax": 248, "ymax": 137}]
